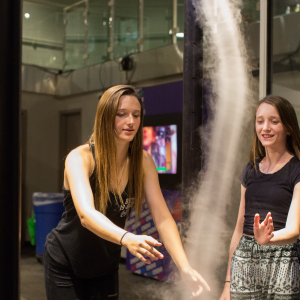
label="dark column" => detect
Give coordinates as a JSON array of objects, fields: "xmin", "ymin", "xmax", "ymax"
[
  {"xmin": 182, "ymin": 0, "xmax": 203, "ymax": 239},
  {"xmin": 0, "ymin": 0, "xmax": 22, "ymax": 299},
  {"xmin": 266, "ymin": 0, "xmax": 273, "ymax": 95}
]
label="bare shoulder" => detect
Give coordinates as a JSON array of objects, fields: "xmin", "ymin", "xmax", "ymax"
[
  {"xmin": 142, "ymin": 150, "xmax": 157, "ymax": 174},
  {"xmin": 66, "ymin": 144, "xmax": 94, "ymax": 174},
  {"xmin": 143, "ymin": 150, "xmax": 153, "ymax": 164}
]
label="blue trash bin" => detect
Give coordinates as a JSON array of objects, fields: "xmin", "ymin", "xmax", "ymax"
[{"xmin": 33, "ymin": 193, "xmax": 64, "ymax": 257}]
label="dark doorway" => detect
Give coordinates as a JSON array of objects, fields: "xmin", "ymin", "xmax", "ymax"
[{"xmin": 59, "ymin": 110, "xmax": 82, "ymax": 190}]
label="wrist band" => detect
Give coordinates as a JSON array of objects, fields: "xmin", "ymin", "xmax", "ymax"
[
  {"xmin": 120, "ymin": 231, "xmax": 129, "ymax": 246},
  {"xmin": 225, "ymin": 281, "xmax": 230, "ymax": 284}
]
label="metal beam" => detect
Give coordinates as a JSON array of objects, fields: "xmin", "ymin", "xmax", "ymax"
[
  {"xmin": 172, "ymin": 0, "xmax": 178, "ymax": 44},
  {"xmin": 138, "ymin": 0, "xmax": 144, "ymax": 52},
  {"xmin": 259, "ymin": 0, "xmax": 267, "ymax": 98},
  {"xmin": 83, "ymin": 0, "xmax": 89, "ymax": 67},
  {"xmin": 24, "ymin": 0, "xmax": 67, "ymax": 8},
  {"xmin": 108, "ymin": 0, "xmax": 115, "ymax": 61},
  {"xmin": 0, "ymin": 0, "xmax": 22, "ymax": 298},
  {"xmin": 266, "ymin": 0, "xmax": 273, "ymax": 95}
]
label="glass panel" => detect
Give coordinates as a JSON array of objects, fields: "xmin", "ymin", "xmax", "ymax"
[
  {"xmin": 177, "ymin": 0, "xmax": 184, "ymax": 41},
  {"xmin": 65, "ymin": 3, "xmax": 86, "ymax": 71},
  {"xmin": 241, "ymin": 0, "xmax": 260, "ymax": 23},
  {"xmin": 87, "ymin": 0, "xmax": 110, "ymax": 66},
  {"xmin": 114, "ymin": 0, "xmax": 139, "ymax": 59},
  {"xmin": 272, "ymin": 0, "xmax": 300, "ymax": 111},
  {"xmin": 143, "ymin": 0, "xmax": 172, "ymax": 52},
  {"xmin": 22, "ymin": 1, "xmax": 64, "ymax": 69}
]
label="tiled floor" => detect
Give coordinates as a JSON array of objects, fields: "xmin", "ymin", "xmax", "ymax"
[{"xmin": 20, "ymin": 247, "xmax": 181, "ymax": 300}]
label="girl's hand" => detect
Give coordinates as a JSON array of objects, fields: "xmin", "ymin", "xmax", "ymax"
[
  {"xmin": 181, "ymin": 267, "xmax": 210, "ymax": 298},
  {"xmin": 253, "ymin": 212, "xmax": 274, "ymax": 245},
  {"xmin": 219, "ymin": 283, "xmax": 230, "ymax": 300},
  {"xmin": 122, "ymin": 233, "xmax": 164, "ymax": 264}
]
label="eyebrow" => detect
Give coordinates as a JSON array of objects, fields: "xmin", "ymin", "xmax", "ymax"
[
  {"xmin": 256, "ymin": 115, "xmax": 279, "ymax": 118},
  {"xmin": 117, "ymin": 109, "xmax": 141, "ymax": 112}
]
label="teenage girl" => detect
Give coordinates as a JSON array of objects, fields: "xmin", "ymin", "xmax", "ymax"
[
  {"xmin": 44, "ymin": 85, "xmax": 210, "ymax": 300},
  {"xmin": 220, "ymin": 95, "xmax": 300, "ymax": 300}
]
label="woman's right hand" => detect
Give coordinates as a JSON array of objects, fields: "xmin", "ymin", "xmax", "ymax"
[
  {"xmin": 122, "ymin": 232, "xmax": 164, "ymax": 264},
  {"xmin": 219, "ymin": 283, "xmax": 231, "ymax": 300}
]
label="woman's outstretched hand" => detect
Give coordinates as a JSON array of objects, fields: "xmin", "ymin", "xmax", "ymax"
[
  {"xmin": 181, "ymin": 267, "xmax": 210, "ymax": 298},
  {"xmin": 253, "ymin": 212, "xmax": 274, "ymax": 245},
  {"xmin": 122, "ymin": 233, "xmax": 164, "ymax": 264}
]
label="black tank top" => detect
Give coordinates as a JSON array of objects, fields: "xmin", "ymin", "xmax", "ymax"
[
  {"xmin": 240, "ymin": 156, "xmax": 300, "ymax": 236},
  {"xmin": 46, "ymin": 143, "xmax": 134, "ymax": 278}
]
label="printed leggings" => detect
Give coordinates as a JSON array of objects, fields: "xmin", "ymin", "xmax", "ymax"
[{"xmin": 230, "ymin": 235, "xmax": 300, "ymax": 300}]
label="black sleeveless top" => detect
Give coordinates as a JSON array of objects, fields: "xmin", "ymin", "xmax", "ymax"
[
  {"xmin": 46, "ymin": 143, "xmax": 134, "ymax": 278},
  {"xmin": 240, "ymin": 156, "xmax": 300, "ymax": 236}
]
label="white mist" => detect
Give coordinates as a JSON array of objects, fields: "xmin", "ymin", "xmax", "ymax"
[{"xmin": 181, "ymin": 0, "xmax": 256, "ymax": 299}]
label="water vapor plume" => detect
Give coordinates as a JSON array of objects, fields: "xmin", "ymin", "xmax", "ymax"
[{"xmin": 181, "ymin": 0, "xmax": 257, "ymax": 299}]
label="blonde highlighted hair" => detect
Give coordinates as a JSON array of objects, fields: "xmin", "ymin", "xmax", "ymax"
[{"xmin": 89, "ymin": 85, "xmax": 145, "ymax": 219}]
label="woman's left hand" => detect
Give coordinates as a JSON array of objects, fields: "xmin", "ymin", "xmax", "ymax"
[
  {"xmin": 253, "ymin": 212, "xmax": 274, "ymax": 245},
  {"xmin": 181, "ymin": 267, "xmax": 210, "ymax": 298}
]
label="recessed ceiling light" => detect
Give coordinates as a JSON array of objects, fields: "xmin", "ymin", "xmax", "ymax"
[{"xmin": 24, "ymin": 13, "xmax": 30, "ymax": 19}]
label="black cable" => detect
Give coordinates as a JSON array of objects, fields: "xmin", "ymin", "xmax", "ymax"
[{"xmin": 22, "ymin": 63, "xmax": 74, "ymax": 77}]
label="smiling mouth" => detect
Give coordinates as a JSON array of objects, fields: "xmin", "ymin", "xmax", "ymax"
[{"xmin": 262, "ymin": 134, "xmax": 274, "ymax": 138}]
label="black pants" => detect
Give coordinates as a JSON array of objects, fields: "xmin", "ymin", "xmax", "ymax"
[{"xmin": 43, "ymin": 247, "xmax": 119, "ymax": 300}]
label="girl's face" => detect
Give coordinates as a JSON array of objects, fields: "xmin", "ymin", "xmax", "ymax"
[
  {"xmin": 114, "ymin": 95, "xmax": 141, "ymax": 143},
  {"xmin": 256, "ymin": 103, "xmax": 288, "ymax": 150}
]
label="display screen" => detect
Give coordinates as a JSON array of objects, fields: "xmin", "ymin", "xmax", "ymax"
[{"xmin": 143, "ymin": 125, "xmax": 177, "ymax": 174}]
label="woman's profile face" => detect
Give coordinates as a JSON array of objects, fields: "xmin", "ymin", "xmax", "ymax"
[
  {"xmin": 114, "ymin": 95, "xmax": 141, "ymax": 142},
  {"xmin": 256, "ymin": 103, "xmax": 288, "ymax": 149}
]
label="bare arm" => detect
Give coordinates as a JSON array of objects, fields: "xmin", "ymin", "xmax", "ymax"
[
  {"xmin": 254, "ymin": 182, "xmax": 300, "ymax": 246},
  {"xmin": 65, "ymin": 146, "xmax": 128, "ymax": 244},
  {"xmin": 142, "ymin": 151, "xmax": 210, "ymax": 297},
  {"xmin": 65, "ymin": 145, "xmax": 162, "ymax": 263},
  {"xmin": 220, "ymin": 185, "xmax": 246, "ymax": 300}
]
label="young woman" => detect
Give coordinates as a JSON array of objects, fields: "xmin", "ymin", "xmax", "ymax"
[
  {"xmin": 44, "ymin": 85, "xmax": 210, "ymax": 300},
  {"xmin": 220, "ymin": 95, "xmax": 300, "ymax": 300}
]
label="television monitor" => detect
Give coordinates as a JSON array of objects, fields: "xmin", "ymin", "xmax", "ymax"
[
  {"xmin": 143, "ymin": 113, "xmax": 182, "ymax": 190},
  {"xmin": 143, "ymin": 125, "xmax": 177, "ymax": 174}
]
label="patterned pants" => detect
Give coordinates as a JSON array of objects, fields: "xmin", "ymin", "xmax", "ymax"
[{"xmin": 230, "ymin": 235, "xmax": 300, "ymax": 300}]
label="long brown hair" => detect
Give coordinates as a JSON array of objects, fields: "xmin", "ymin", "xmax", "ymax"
[
  {"xmin": 89, "ymin": 85, "xmax": 145, "ymax": 219},
  {"xmin": 249, "ymin": 95, "xmax": 300, "ymax": 168}
]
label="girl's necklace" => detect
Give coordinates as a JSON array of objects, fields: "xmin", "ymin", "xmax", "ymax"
[{"xmin": 118, "ymin": 157, "xmax": 127, "ymax": 187}]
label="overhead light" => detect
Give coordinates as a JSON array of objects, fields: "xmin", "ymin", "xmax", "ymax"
[
  {"xmin": 176, "ymin": 33, "xmax": 184, "ymax": 38},
  {"xmin": 24, "ymin": 13, "xmax": 30, "ymax": 19}
]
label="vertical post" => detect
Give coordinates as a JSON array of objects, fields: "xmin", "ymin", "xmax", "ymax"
[
  {"xmin": 63, "ymin": 8, "xmax": 67, "ymax": 72},
  {"xmin": 137, "ymin": 0, "xmax": 144, "ymax": 52},
  {"xmin": 172, "ymin": 0, "xmax": 178, "ymax": 44},
  {"xmin": 84, "ymin": 0, "xmax": 89, "ymax": 67},
  {"xmin": 266, "ymin": 0, "xmax": 273, "ymax": 95},
  {"xmin": 0, "ymin": 0, "xmax": 22, "ymax": 298},
  {"xmin": 259, "ymin": 0, "xmax": 267, "ymax": 99},
  {"xmin": 108, "ymin": 0, "xmax": 114, "ymax": 60},
  {"xmin": 182, "ymin": 0, "xmax": 203, "ymax": 239}
]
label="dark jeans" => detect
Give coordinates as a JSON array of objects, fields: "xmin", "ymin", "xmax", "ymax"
[{"xmin": 43, "ymin": 247, "xmax": 119, "ymax": 300}]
